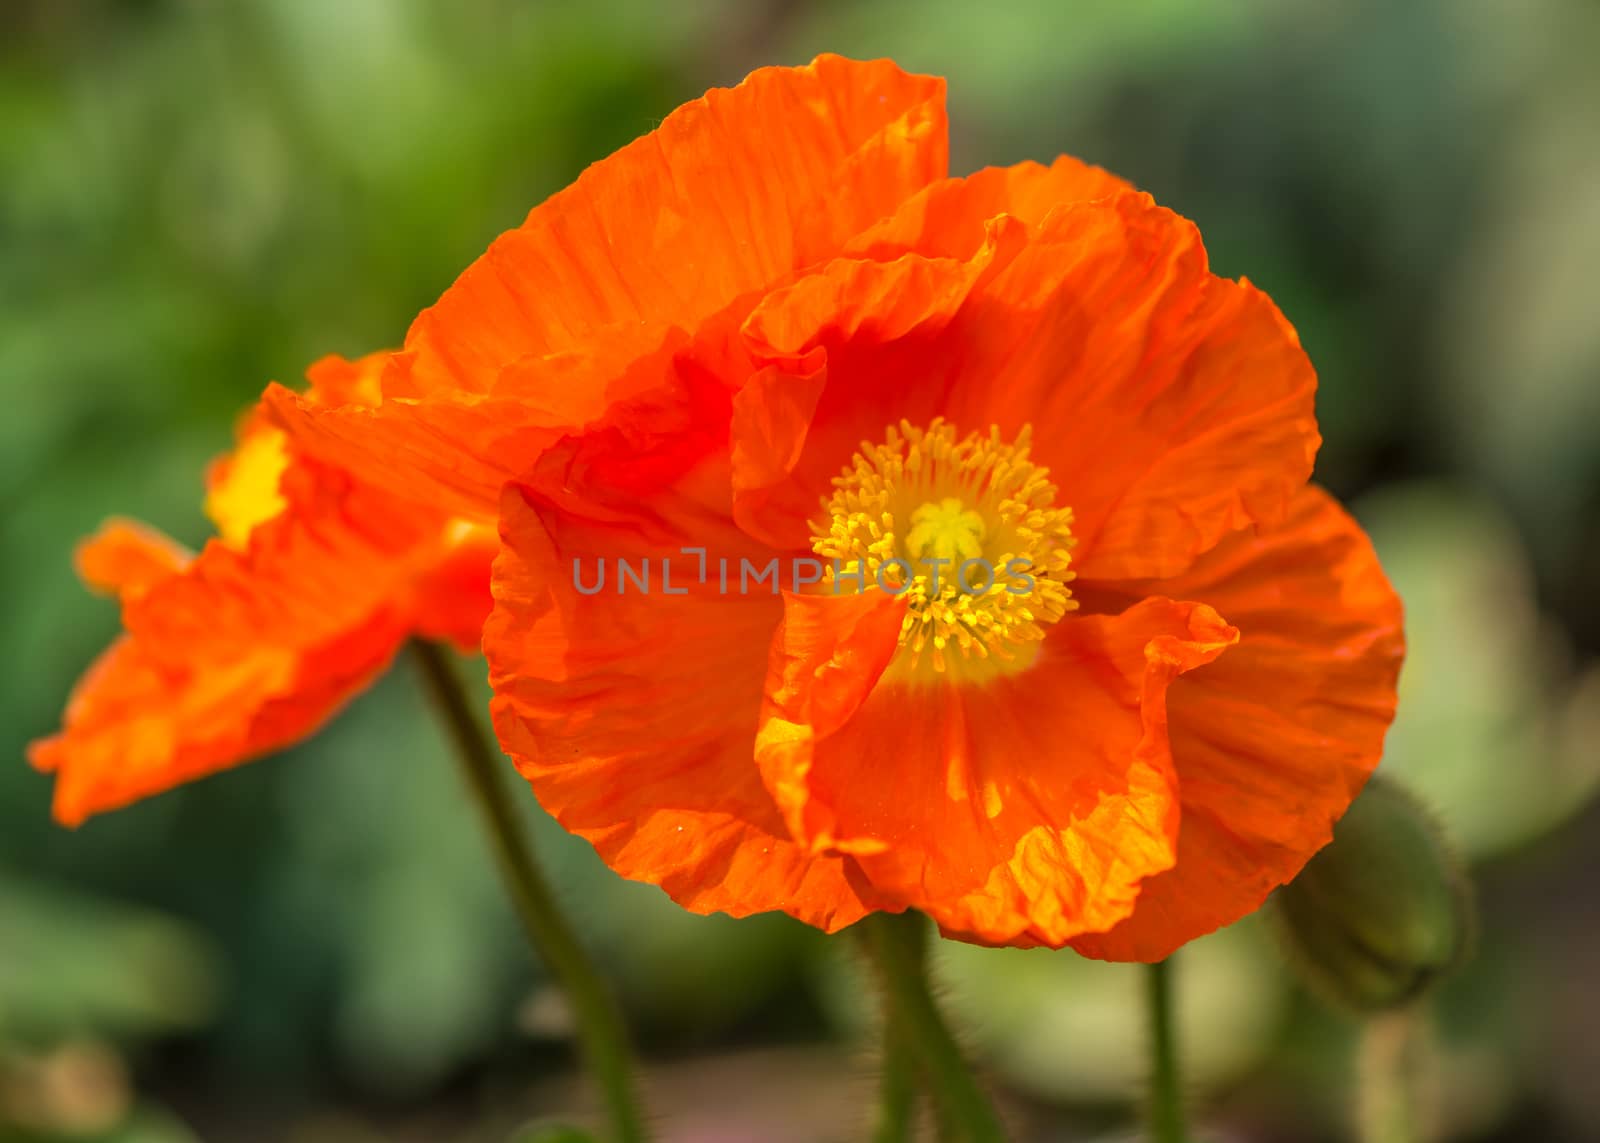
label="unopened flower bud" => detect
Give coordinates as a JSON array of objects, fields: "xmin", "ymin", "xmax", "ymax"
[{"xmin": 1271, "ymin": 775, "xmax": 1473, "ymax": 1012}]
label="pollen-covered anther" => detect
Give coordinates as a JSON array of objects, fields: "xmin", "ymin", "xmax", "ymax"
[{"xmin": 811, "ymin": 418, "xmax": 1078, "ymax": 682}]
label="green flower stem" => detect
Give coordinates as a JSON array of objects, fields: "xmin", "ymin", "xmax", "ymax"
[
  {"xmin": 869, "ymin": 913, "xmax": 924, "ymax": 1143},
  {"xmin": 1358, "ymin": 1010, "xmax": 1425, "ymax": 1143},
  {"xmin": 859, "ymin": 911, "xmax": 1007, "ymax": 1142},
  {"xmin": 412, "ymin": 640, "xmax": 648, "ymax": 1143},
  {"xmin": 1146, "ymin": 958, "xmax": 1187, "ymax": 1143},
  {"xmin": 872, "ymin": 1015, "xmax": 920, "ymax": 1143}
]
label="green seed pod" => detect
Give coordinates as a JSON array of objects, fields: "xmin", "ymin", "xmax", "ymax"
[{"xmin": 1270, "ymin": 775, "xmax": 1474, "ymax": 1012}]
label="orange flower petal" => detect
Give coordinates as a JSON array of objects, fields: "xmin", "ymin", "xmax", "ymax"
[
  {"xmin": 946, "ymin": 194, "xmax": 1320, "ymax": 581},
  {"xmin": 124, "ymin": 461, "xmax": 439, "ymax": 662},
  {"xmin": 304, "ymin": 352, "xmax": 385, "ymax": 407},
  {"xmin": 412, "ymin": 523, "xmax": 498, "ymax": 651},
  {"xmin": 843, "ymin": 154, "xmax": 1134, "ymax": 261},
  {"xmin": 74, "ymin": 520, "xmax": 190, "ymax": 599},
  {"xmin": 485, "ymin": 483, "xmax": 886, "ymax": 931},
  {"xmin": 402, "ymin": 55, "xmax": 945, "ymax": 396},
  {"xmin": 263, "ymin": 326, "xmax": 695, "ymax": 520},
  {"xmin": 1070, "ymin": 487, "xmax": 1404, "ymax": 961},
  {"xmin": 733, "ymin": 223, "xmax": 1028, "ymax": 548},
  {"xmin": 30, "ymin": 615, "xmax": 404, "ymax": 827},
  {"xmin": 272, "ymin": 56, "xmax": 948, "ymax": 517},
  {"xmin": 756, "ymin": 595, "xmax": 1238, "ymax": 946},
  {"xmin": 34, "ymin": 444, "xmax": 493, "ymax": 824},
  {"xmin": 730, "ymin": 157, "xmax": 1132, "ymax": 539},
  {"xmin": 733, "ymin": 191, "xmax": 1318, "ymax": 578}
]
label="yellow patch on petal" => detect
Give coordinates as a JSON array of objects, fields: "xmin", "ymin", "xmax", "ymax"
[{"xmin": 204, "ymin": 427, "xmax": 291, "ymax": 547}]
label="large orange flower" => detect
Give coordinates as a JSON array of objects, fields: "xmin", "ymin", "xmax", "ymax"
[
  {"xmin": 31, "ymin": 354, "xmax": 496, "ymax": 826},
  {"xmin": 284, "ymin": 56, "xmax": 1402, "ymax": 957}
]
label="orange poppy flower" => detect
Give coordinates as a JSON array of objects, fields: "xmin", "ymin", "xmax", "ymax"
[
  {"xmin": 267, "ymin": 56, "xmax": 1403, "ymax": 957},
  {"xmin": 31, "ymin": 354, "xmax": 496, "ymax": 826}
]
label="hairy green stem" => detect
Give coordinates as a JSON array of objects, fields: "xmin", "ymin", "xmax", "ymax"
[
  {"xmin": 1146, "ymin": 958, "xmax": 1186, "ymax": 1143},
  {"xmin": 1358, "ymin": 1009, "xmax": 1428, "ymax": 1143},
  {"xmin": 869, "ymin": 913, "xmax": 924, "ymax": 1142},
  {"xmin": 413, "ymin": 641, "xmax": 648, "ymax": 1143},
  {"xmin": 859, "ymin": 911, "xmax": 1007, "ymax": 1142}
]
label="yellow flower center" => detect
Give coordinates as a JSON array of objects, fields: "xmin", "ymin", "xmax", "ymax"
[
  {"xmin": 906, "ymin": 497, "xmax": 987, "ymax": 564},
  {"xmin": 811, "ymin": 418, "xmax": 1078, "ymax": 683}
]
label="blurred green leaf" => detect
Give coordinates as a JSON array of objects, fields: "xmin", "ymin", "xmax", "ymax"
[
  {"xmin": 937, "ymin": 922, "xmax": 1284, "ymax": 1103},
  {"xmin": 0, "ymin": 874, "xmax": 219, "ymax": 1043},
  {"xmin": 1360, "ymin": 482, "xmax": 1600, "ymax": 856}
]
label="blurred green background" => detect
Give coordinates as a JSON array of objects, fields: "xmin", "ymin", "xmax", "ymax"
[{"xmin": 4, "ymin": 1, "xmax": 1599, "ymax": 1140}]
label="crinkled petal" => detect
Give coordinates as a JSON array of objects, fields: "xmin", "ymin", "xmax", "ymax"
[
  {"xmin": 1070, "ymin": 487, "xmax": 1404, "ymax": 961},
  {"xmin": 125, "ymin": 460, "xmax": 442, "ymax": 662},
  {"xmin": 272, "ymin": 56, "xmax": 948, "ymax": 516},
  {"xmin": 755, "ymin": 596, "xmax": 1238, "ymax": 946},
  {"xmin": 485, "ymin": 482, "xmax": 886, "ymax": 931},
  {"xmin": 733, "ymin": 220, "xmax": 1028, "ymax": 548},
  {"xmin": 400, "ymin": 55, "xmax": 945, "ymax": 395},
  {"xmin": 263, "ymin": 325, "xmax": 693, "ymax": 520},
  {"xmin": 30, "ymin": 613, "xmax": 405, "ymax": 827},
  {"xmin": 33, "ymin": 450, "xmax": 493, "ymax": 823},
  {"xmin": 735, "ymin": 191, "xmax": 1319, "ymax": 579},
  {"xmin": 304, "ymin": 351, "xmax": 385, "ymax": 407},
  {"xmin": 724, "ymin": 157, "xmax": 1133, "ymax": 544},
  {"xmin": 729, "ymin": 157, "xmax": 1130, "ymax": 545},
  {"xmin": 75, "ymin": 520, "xmax": 190, "ymax": 599},
  {"xmin": 412, "ymin": 523, "xmax": 499, "ymax": 652},
  {"xmin": 943, "ymin": 194, "xmax": 1319, "ymax": 580},
  {"xmin": 843, "ymin": 154, "xmax": 1134, "ymax": 261}
]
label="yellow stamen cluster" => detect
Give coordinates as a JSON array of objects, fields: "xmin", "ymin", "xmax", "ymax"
[{"xmin": 811, "ymin": 418, "xmax": 1077, "ymax": 683}]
